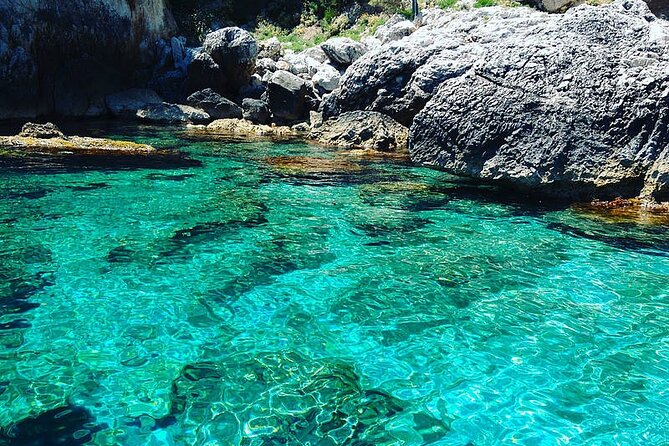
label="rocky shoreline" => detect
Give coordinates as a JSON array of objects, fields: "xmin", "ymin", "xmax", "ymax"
[{"xmin": 1, "ymin": 0, "xmax": 668, "ymax": 209}]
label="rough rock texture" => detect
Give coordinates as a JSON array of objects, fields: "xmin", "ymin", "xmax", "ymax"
[
  {"xmin": 321, "ymin": 37, "xmax": 367, "ymax": 67},
  {"xmin": 326, "ymin": 0, "xmax": 669, "ymax": 201},
  {"xmin": 201, "ymin": 27, "xmax": 258, "ymax": 95},
  {"xmin": 0, "ymin": 122, "xmax": 200, "ymax": 169},
  {"xmin": 258, "ymin": 37, "xmax": 283, "ymax": 61},
  {"xmin": 313, "ymin": 64, "xmax": 341, "ymax": 92},
  {"xmin": 18, "ymin": 123, "xmax": 65, "ymax": 139},
  {"xmin": 374, "ymin": 18, "xmax": 417, "ymax": 44},
  {"xmin": 310, "ymin": 111, "xmax": 409, "ymax": 152},
  {"xmin": 188, "ymin": 119, "xmax": 305, "ymax": 140},
  {"xmin": 242, "ymin": 98, "xmax": 271, "ymax": 124},
  {"xmin": 187, "ymin": 52, "xmax": 226, "ymax": 94},
  {"xmin": 267, "ymin": 70, "xmax": 310, "ymax": 123},
  {"xmin": 187, "ymin": 89, "xmax": 243, "ymax": 119},
  {"xmin": 106, "ymin": 89, "xmax": 163, "ymax": 117},
  {"xmin": 0, "ymin": 0, "xmax": 175, "ymax": 119},
  {"xmin": 136, "ymin": 103, "xmax": 210, "ymax": 124},
  {"xmin": 528, "ymin": 0, "xmax": 579, "ymax": 12}
]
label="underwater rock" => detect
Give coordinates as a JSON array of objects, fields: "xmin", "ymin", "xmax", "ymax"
[
  {"xmin": 165, "ymin": 352, "xmax": 449, "ymax": 444},
  {"xmin": 0, "ymin": 404, "xmax": 105, "ymax": 445}
]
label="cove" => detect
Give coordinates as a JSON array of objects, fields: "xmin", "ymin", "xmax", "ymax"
[{"xmin": 1, "ymin": 123, "xmax": 668, "ymax": 445}]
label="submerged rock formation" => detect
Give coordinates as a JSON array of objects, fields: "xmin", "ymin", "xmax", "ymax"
[
  {"xmin": 0, "ymin": 0, "xmax": 175, "ymax": 119},
  {"xmin": 325, "ymin": 0, "xmax": 669, "ymax": 201}
]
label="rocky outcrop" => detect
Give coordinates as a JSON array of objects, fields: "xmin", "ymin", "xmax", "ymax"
[
  {"xmin": 527, "ymin": 0, "xmax": 579, "ymax": 12},
  {"xmin": 105, "ymin": 89, "xmax": 163, "ymax": 117},
  {"xmin": 198, "ymin": 28, "xmax": 258, "ymax": 96},
  {"xmin": 0, "ymin": 0, "xmax": 175, "ymax": 119},
  {"xmin": 187, "ymin": 89, "xmax": 243, "ymax": 119},
  {"xmin": 325, "ymin": 0, "xmax": 669, "ymax": 201},
  {"xmin": 310, "ymin": 111, "xmax": 409, "ymax": 152},
  {"xmin": 0, "ymin": 122, "xmax": 199, "ymax": 168},
  {"xmin": 267, "ymin": 70, "xmax": 311, "ymax": 123},
  {"xmin": 136, "ymin": 103, "xmax": 210, "ymax": 124},
  {"xmin": 321, "ymin": 37, "xmax": 367, "ymax": 67},
  {"xmin": 188, "ymin": 119, "xmax": 306, "ymax": 140},
  {"xmin": 242, "ymin": 98, "xmax": 271, "ymax": 124}
]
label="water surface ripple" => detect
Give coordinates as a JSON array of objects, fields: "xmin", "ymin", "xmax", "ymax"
[{"xmin": 0, "ymin": 124, "xmax": 668, "ymax": 445}]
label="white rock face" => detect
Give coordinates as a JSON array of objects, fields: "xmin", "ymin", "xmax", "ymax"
[
  {"xmin": 321, "ymin": 37, "xmax": 368, "ymax": 66},
  {"xmin": 312, "ymin": 64, "xmax": 341, "ymax": 92},
  {"xmin": 374, "ymin": 20, "xmax": 417, "ymax": 44}
]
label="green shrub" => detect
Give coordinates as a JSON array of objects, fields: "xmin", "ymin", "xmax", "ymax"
[
  {"xmin": 436, "ymin": 0, "xmax": 458, "ymax": 8},
  {"xmin": 473, "ymin": 0, "xmax": 498, "ymax": 6}
]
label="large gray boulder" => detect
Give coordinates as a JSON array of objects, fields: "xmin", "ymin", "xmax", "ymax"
[
  {"xmin": 312, "ymin": 64, "xmax": 341, "ymax": 92},
  {"xmin": 321, "ymin": 37, "xmax": 367, "ymax": 67},
  {"xmin": 106, "ymin": 88, "xmax": 163, "ymax": 117},
  {"xmin": 258, "ymin": 37, "xmax": 283, "ymax": 61},
  {"xmin": 187, "ymin": 52, "xmax": 225, "ymax": 93},
  {"xmin": 187, "ymin": 88, "xmax": 242, "ymax": 119},
  {"xmin": 267, "ymin": 70, "xmax": 310, "ymax": 123},
  {"xmin": 310, "ymin": 111, "xmax": 409, "ymax": 152},
  {"xmin": 201, "ymin": 27, "xmax": 258, "ymax": 95},
  {"xmin": 325, "ymin": 0, "xmax": 669, "ymax": 201},
  {"xmin": 242, "ymin": 98, "xmax": 271, "ymax": 124},
  {"xmin": 136, "ymin": 103, "xmax": 210, "ymax": 124}
]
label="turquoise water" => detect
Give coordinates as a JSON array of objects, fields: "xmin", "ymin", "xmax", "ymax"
[{"xmin": 1, "ymin": 123, "xmax": 669, "ymax": 445}]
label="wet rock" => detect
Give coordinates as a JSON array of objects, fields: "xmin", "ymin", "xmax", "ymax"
[
  {"xmin": 321, "ymin": 37, "xmax": 367, "ymax": 66},
  {"xmin": 105, "ymin": 88, "xmax": 163, "ymax": 118},
  {"xmin": 18, "ymin": 122, "xmax": 64, "ymax": 139},
  {"xmin": 267, "ymin": 70, "xmax": 310, "ymax": 123},
  {"xmin": 187, "ymin": 89, "xmax": 242, "ymax": 119},
  {"xmin": 0, "ymin": 123, "xmax": 201, "ymax": 169},
  {"xmin": 242, "ymin": 98, "xmax": 271, "ymax": 124},
  {"xmin": 189, "ymin": 118, "xmax": 304, "ymax": 140},
  {"xmin": 202, "ymin": 27, "xmax": 258, "ymax": 95},
  {"xmin": 310, "ymin": 111, "xmax": 409, "ymax": 152},
  {"xmin": 136, "ymin": 103, "xmax": 210, "ymax": 124}
]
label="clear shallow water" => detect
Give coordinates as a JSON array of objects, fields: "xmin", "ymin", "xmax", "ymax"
[{"xmin": 1, "ymin": 123, "xmax": 669, "ymax": 445}]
